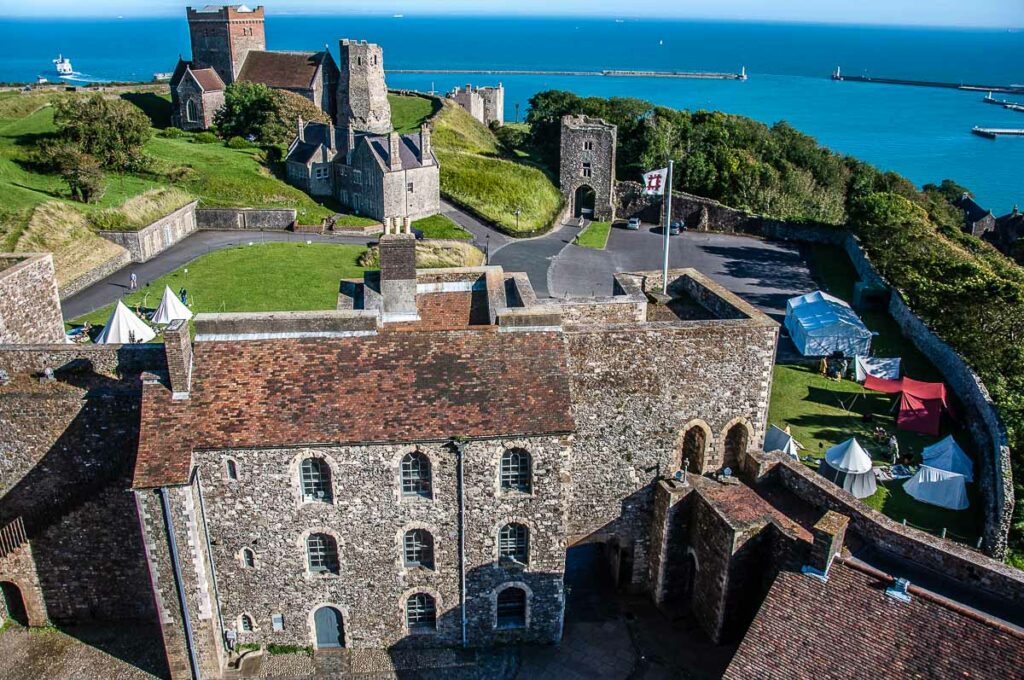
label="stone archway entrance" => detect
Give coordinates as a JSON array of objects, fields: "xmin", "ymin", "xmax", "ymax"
[
  {"xmin": 0, "ymin": 582, "xmax": 28, "ymax": 627},
  {"xmin": 574, "ymin": 185, "xmax": 596, "ymax": 218},
  {"xmin": 681, "ymin": 426, "xmax": 708, "ymax": 474},
  {"xmin": 723, "ymin": 423, "xmax": 749, "ymax": 471},
  {"xmin": 313, "ymin": 606, "xmax": 345, "ymax": 649}
]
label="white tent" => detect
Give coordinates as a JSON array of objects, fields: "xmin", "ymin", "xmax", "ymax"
[
  {"xmin": 818, "ymin": 438, "xmax": 877, "ymax": 498},
  {"xmin": 903, "ymin": 465, "xmax": 969, "ymax": 510},
  {"xmin": 94, "ymin": 301, "xmax": 156, "ymax": 344},
  {"xmin": 152, "ymin": 285, "xmax": 193, "ymax": 325},
  {"xmin": 784, "ymin": 291, "xmax": 872, "ymax": 357},
  {"xmin": 921, "ymin": 435, "xmax": 973, "ymax": 482},
  {"xmin": 855, "ymin": 356, "xmax": 901, "ymax": 382},
  {"xmin": 763, "ymin": 425, "xmax": 801, "ymax": 460}
]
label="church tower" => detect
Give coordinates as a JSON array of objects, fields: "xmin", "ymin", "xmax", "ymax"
[
  {"xmin": 186, "ymin": 5, "xmax": 266, "ymax": 85},
  {"xmin": 337, "ymin": 39, "xmax": 392, "ymax": 134}
]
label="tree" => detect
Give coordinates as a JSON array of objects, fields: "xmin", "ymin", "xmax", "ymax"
[
  {"xmin": 38, "ymin": 141, "xmax": 105, "ymax": 203},
  {"xmin": 51, "ymin": 95, "xmax": 152, "ymax": 172},
  {"xmin": 214, "ymin": 82, "xmax": 330, "ymax": 146}
]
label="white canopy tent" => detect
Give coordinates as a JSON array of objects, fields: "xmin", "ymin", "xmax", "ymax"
[
  {"xmin": 921, "ymin": 435, "xmax": 973, "ymax": 482},
  {"xmin": 152, "ymin": 285, "xmax": 193, "ymax": 325},
  {"xmin": 763, "ymin": 425, "xmax": 802, "ymax": 460},
  {"xmin": 855, "ymin": 356, "xmax": 901, "ymax": 382},
  {"xmin": 903, "ymin": 465, "xmax": 969, "ymax": 510},
  {"xmin": 784, "ymin": 291, "xmax": 872, "ymax": 357},
  {"xmin": 818, "ymin": 438, "xmax": 877, "ymax": 498},
  {"xmin": 94, "ymin": 301, "xmax": 156, "ymax": 344}
]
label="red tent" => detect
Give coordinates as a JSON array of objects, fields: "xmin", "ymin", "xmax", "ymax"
[{"xmin": 863, "ymin": 376, "xmax": 952, "ymax": 436}]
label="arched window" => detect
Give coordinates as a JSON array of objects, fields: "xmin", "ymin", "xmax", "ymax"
[
  {"xmin": 226, "ymin": 459, "xmax": 239, "ymax": 480},
  {"xmin": 306, "ymin": 533, "xmax": 339, "ymax": 575},
  {"xmin": 500, "ymin": 449, "xmax": 532, "ymax": 493},
  {"xmin": 723, "ymin": 423, "xmax": 749, "ymax": 471},
  {"xmin": 403, "ymin": 529, "xmax": 435, "ymax": 569},
  {"xmin": 406, "ymin": 593, "xmax": 437, "ymax": 632},
  {"xmin": 300, "ymin": 458, "xmax": 332, "ymax": 503},
  {"xmin": 241, "ymin": 548, "xmax": 255, "ymax": 569},
  {"xmin": 400, "ymin": 452, "xmax": 432, "ymax": 498},
  {"xmin": 240, "ymin": 614, "xmax": 254, "ymax": 632},
  {"xmin": 496, "ymin": 587, "xmax": 526, "ymax": 629},
  {"xmin": 186, "ymin": 99, "xmax": 198, "ymax": 123},
  {"xmin": 498, "ymin": 523, "xmax": 529, "ymax": 565},
  {"xmin": 680, "ymin": 426, "xmax": 707, "ymax": 474}
]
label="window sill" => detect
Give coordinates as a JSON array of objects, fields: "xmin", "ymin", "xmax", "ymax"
[
  {"xmin": 497, "ymin": 558, "xmax": 529, "ymax": 571},
  {"xmin": 495, "ymin": 622, "xmax": 527, "ymax": 631}
]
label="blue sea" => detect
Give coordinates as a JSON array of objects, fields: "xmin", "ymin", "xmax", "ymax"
[{"xmin": 1, "ymin": 16, "xmax": 1022, "ymax": 212}]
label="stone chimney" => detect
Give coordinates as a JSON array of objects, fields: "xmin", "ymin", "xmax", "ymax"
[
  {"xmin": 419, "ymin": 124, "xmax": 432, "ymax": 165},
  {"xmin": 388, "ymin": 131, "xmax": 402, "ymax": 172},
  {"xmin": 378, "ymin": 233, "xmax": 418, "ymax": 322},
  {"xmin": 345, "ymin": 125, "xmax": 356, "ymax": 164},
  {"xmin": 297, "ymin": 116, "xmax": 304, "ymax": 143},
  {"xmin": 802, "ymin": 511, "xmax": 849, "ymax": 579},
  {"xmin": 164, "ymin": 319, "xmax": 193, "ymax": 399}
]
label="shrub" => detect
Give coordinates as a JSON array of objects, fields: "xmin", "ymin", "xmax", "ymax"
[
  {"xmin": 160, "ymin": 127, "xmax": 186, "ymax": 138},
  {"xmin": 226, "ymin": 135, "xmax": 254, "ymax": 149},
  {"xmin": 51, "ymin": 94, "xmax": 152, "ymax": 172},
  {"xmin": 193, "ymin": 131, "xmax": 219, "ymax": 144},
  {"xmin": 214, "ymin": 81, "xmax": 329, "ymax": 146}
]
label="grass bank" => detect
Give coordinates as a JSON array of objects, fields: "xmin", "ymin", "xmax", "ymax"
[
  {"xmin": 358, "ymin": 240, "xmax": 484, "ymax": 269},
  {"xmin": 431, "ymin": 102, "xmax": 562, "ymax": 236},
  {"xmin": 574, "ymin": 221, "xmax": 611, "ymax": 249},
  {"xmin": 411, "ymin": 214, "xmax": 472, "ymax": 240},
  {"xmin": 388, "ymin": 93, "xmax": 439, "ymax": 133}
]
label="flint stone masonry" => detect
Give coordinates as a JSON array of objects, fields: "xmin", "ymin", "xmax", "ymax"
[
  {"xmin": 192, "ymin": 436, "xmax": 568, "ymax": 650},
  {"xmin": 98, "ymin": 201, "xmax": 199, "ymax": 263},
  {"xmin": 338, "ymin": 40, "xmax": 392, "ymax": 134},
  {"xmin": 560, "ymin": 116, "xmax": 617, "ymax": 221},
  {"xmin": 0, "ymin": 254, "xmax": 65, "ymax": 345}
]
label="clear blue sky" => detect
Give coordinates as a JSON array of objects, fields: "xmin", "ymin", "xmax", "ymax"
[{"xmin": 2, "ymin": 0, "xmax": 1022, "ymax": 28}]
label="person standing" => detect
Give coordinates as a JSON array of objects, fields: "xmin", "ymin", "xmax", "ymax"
[
  {"xmin": 888, "ymin": 434, "xmax": 900, "ymax": 465},
  {"xmin": 129, "ymin": 271, "xmax": 138, "ymax": 290},
  {"xmin": 179, "ymin": 287, "xmax": 188, "ymax": 306}
]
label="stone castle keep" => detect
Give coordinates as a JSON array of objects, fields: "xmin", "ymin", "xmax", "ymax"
[
  {"xmin": 560, "ymin": 115, "xmax": 617, "ymax": 221},
  {"xmin": 2, "ymin": 246, "xmax": 1022, "ymax": 679}
]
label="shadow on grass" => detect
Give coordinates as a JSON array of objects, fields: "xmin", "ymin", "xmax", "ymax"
[{"xmin": 122, "ymin": 93, "xmax": 172, "ymax": 129}]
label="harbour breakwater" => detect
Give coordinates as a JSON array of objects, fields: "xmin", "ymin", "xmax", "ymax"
[
  {"xmin": 387, "ymin": 68, "xmax": 747, "ymax": 80},
  {"xmin": 832, "ymin": 68, "xmax": 1024, "ymax": 95}
]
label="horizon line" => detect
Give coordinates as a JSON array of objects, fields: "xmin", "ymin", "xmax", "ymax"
[{"xmin": 0, "ymin": 13, "xmax": 1021, "ymax": 31}]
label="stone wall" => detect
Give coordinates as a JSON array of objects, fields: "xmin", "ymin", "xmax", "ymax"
[
  {"xmin": 752, "ymin": 451, "xmax": 1024, "ymax": 605},
  {"xmin": 338, "ymin": 39, "xmax": 392, "ymax": 135},
  {"xmin": 560, "ymin": 116, "xmax": 617, "ymax": 221},
  {"xmin": 99, "ymin": 201, "xmax": 199, "ymax": 263},
  {"xmin": 58, "ymin": 248, "xmax": 132, "ymax": 300},
  {"xmin": 0, "ymin": 254, "xmax": 65, "ymax": 344},
  {"xmin": 187, "ymin": 435, "xmax": 568, "ymax": 653},
  {"xmin": 0, "ymin": 344, "xmax": 165, "ymax": 379},
  {"xmin": 562, "ymin": 318, "xmax": 777, "ymax": 588},
  {"xmin": 196, "ymin": 208, "xmax": 298, "ymax": 231}
]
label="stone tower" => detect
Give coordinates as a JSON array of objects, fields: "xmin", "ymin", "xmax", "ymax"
[
  {"xmin": 560, "ymin": 115, "xmax": 617, "ymax": 221},
  {"xmin": 186, "ymin": 5, "xmax": 266, "ymax": 85},
  {"xmin": 337, "ymin": 39, "xmax": 392, "ymax": 134}
]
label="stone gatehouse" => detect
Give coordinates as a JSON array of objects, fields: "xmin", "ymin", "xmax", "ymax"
[{"xmin": 560, "ymin": 115, "xmax": 617, "ymax": 221}]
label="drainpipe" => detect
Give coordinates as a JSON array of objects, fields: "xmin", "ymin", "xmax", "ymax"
[
  {"xmin": 194, "ymin": 471, "xmax": 227, "ymax": 655},
  {"xmin": 454, "ymin": 440, "xmax": 468, "ymax": 648},
  {"xmin": 159, "ymin": 486, "xmax": 202, "ymax": 680}
]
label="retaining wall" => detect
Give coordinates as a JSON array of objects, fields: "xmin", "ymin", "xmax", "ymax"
[
  {"xmin": 195, "ymin": 208, "xmax": 297, "ymax": 231},
  {"xmin": 98, "ymin": 201, "xmax": 199, "ymax": 263},
  {"xmin": 58, "ymin": 249, "xmax": 131, "ymax": 301}
]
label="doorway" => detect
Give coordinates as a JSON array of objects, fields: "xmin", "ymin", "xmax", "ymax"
[
  {"xmin": 574, "ymin": 185, "xmax": 596, "ymax": 218},
  {"xmin": 313, "ymin": 606, "xmax": 345, "ymax": 649},
  {"xmin": 0, "ymin": 582, "xmax": 28, "ymax": 627}
]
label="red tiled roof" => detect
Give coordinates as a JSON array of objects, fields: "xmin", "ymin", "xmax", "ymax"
[
  {"xmin": 190, "ymin": 67, "xmax": 225, "ymax": 92},
  {"xmin": 724, "ymin": 561, "xmax": 1024, "ymax": 679},
  {"xmin": 237, "ymin": 50, "xmax": 325, "ymax": 90},
  {"xmin": 133, "ymin": 331, "xmax": 574, "ymax": 488}
]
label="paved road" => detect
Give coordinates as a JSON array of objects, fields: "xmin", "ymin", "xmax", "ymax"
[
  {"xmin": 489, "ymin": 221, "xmax": 584, "ymax": 297},
  {"xmin": 440, "ymin": 199, "xmax": 512, "ymax": 255},
  {"xmin": 61, "ymin": 230, "xmax": 373, "ymax": 320},
  {"xmin": 545, "ymin": 223, "xmax": 815, "ymax": 319}
]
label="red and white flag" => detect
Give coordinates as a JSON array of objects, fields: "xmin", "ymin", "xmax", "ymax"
[{"xmin": 642, "ymin": 168, "xmax": 668, "ymax": 195}]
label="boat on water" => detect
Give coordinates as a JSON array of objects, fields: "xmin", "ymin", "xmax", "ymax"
[{"xmin": 53, "ymin": 55, "xmax": 73, "ymax": 77}]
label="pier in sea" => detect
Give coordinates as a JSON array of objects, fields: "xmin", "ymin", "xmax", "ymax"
[
  {"xmin": 971, "ymin": 127, "xmax": 1024, "ymax": 139},
  {"xmin": 831, "ymin": 67, "xmax": 1024, "ymax": 95},
  {"xmin": 983, "ymin": 93, "xmax": 1024, "ymax": 112},
  {"xmin": 387, "ymin": 67, "xmax": 748, "ymax": 80}
]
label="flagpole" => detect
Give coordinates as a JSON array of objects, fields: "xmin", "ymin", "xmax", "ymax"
[{"xmin": 662, "ymin": 159, "xmax": 673, "ymax": 295}]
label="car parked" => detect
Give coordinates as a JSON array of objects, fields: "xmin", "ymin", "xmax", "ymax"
[
  {"xmin": 669, "ymin": 219, "xmax": 685, "ymax": 235},
  {"xmin": 626, "ymin": 217, "xmax": 641, "ymax": 230}
]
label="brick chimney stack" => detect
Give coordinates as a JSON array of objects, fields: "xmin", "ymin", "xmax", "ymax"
[
  {"xmin": 164, "ymin": 319, "xmax": 193, "ymax": 399},
  {"xmin": 378, "ymin": 234, "xmax": 418, "ymax": 322},
  {"xmin": 388, "ymin": 131, "xmax": 402, "ymax": 172},
  {"xmin": 803, "ymin": 511, "xmax": 849, "ymax": 579},
  {"xmin": 419, "ymin": 124, "xmax": 432, "ymax": 165}
]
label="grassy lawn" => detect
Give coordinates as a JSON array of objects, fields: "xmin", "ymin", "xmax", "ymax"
[
  {"xmin": 574, "ymin": 221, "xmax": 611, "ymax": 249},
  {"xmin": 768, "ymin": 243, "xmax": 983, "ymax": 544},
  {"xmin": 432, "ymin": 102, "xmax": 562, "ymax": 235},
  {"xmin": 388, "ymin": 94, "xmax": 439, "ymax": 133},
  {"xmin": 69, "ymin": 242, "xmax": 370, "ymax": 330},
  {"xmin": 412, "ymin": 214, "xmax": 472, "ymax": 240}
]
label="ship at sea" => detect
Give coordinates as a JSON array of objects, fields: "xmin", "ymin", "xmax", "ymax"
[{"xmin": 53, "ymin": 54, "xmax": 73, "ymax": 77}]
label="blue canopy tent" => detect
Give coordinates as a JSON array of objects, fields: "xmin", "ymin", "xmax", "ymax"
[{"xmin": 784, "ymin": 291, "xmax": 872, "ymax": 357}]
